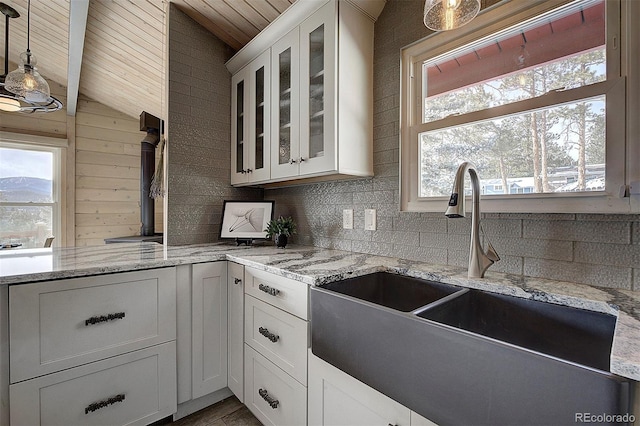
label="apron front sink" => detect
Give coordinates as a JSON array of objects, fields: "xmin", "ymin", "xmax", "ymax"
[{"xmin": 311, "ymin": 273, "xmax": 632, "ymax": 425}]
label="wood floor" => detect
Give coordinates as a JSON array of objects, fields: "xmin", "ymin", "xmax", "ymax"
[{"xmin": 171, "ymin": 397, "xmax": 262, "ymax": 426}]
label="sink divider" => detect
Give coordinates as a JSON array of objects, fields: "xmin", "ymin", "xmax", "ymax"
[{"xmin": 409, "ymin": 288, "xmax": 469, "ymax": 316}]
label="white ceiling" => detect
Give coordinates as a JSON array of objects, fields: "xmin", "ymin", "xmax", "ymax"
[{"xmin": 1, "ymin": 0, "xmax": 296, "ymax": 119}]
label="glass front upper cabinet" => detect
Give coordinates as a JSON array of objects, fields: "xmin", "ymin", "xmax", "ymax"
[
  {"xmin": 249, "ymin": 50, "xmax": 271, "ymax": 182},
  {"xmin": 299, "ymin": 1, "xmax": 336, "ymax": 176},
  {"xmin": 231, "ymin": 51, "xmax": 270, "ymax": 185},
  {"xmin": 230, "ymin": 0, "xmax": 377, "ymax": 186},
  {"xmin": 231, "ymin": 70, "xmax": 248, "ymax": 185},
  {"xmin": 271, "ymin": 27, "xmax": 300, "ymax": 180}
]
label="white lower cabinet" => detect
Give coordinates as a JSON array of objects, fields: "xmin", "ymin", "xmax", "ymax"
[
  {"xmin": 308, "ymin": 351, "xmax": 438, "ymax": 426},
  {"xmin": 176, "ymin": 262, "xmax": 230, "ymax": 418},
  {"xmin": 245, "ymin": 345, "xmax": 307, "ymax": 426},
  {"xmin": 228, "ymin": 262, "xmax": 245, "ymax": 402},
  {"xmin": 8, "ymin": 268, "xmax": 178, "ymax": 426},
  {"xmin": 9, "ymin": 268, "xmax": 176, "ymax": 383},
  {"xmin": 191, "ymin": 262, "xmax": 228, "ymax": 398},
  {"xmin": 244, "ymin": 294, "xmax": 308, "ymax": 385},
  {"xmin": 243, "ymin": 266, "xmax": 309, "ymax": 424},
  {"xmin": 10, "ymin": 342, "xmax": 176, "ymax": 426}
]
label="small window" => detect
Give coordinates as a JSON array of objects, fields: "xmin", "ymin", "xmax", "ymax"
[
  {"xmin": 400, "ymin": 0, "xmax": 634, "ymax": 213},
  {"xmin": 0, "ymin": 140, "xmax": 63, "ymax": 248}
]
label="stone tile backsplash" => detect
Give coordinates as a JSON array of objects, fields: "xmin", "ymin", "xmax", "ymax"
[{"xmin": 166, "ymin": 5, "xmax": 261, "ymax": 245}]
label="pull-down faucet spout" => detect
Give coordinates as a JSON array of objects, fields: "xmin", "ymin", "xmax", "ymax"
[{"xmin": 445, "ymin": 162, "xmax": 500, "ymax": 278}]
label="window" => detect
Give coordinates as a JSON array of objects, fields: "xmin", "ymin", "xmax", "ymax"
[
  {"xmin": 400, "ymin": 0, "xmax": 637, "ymax": 213},
  {"xmin": 0, "ymin": 133, "xmax": 67, "ymax": 248}
]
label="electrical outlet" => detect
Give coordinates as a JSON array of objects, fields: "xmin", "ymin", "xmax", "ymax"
[
  {"xmin": 364, "ymin": 209, "xmax": 376, "ymax": 231},
  {"xmin": 343, "ymin": 209, "xmax": 354, "ymax": 229}
]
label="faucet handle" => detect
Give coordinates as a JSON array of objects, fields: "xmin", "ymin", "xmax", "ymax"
[{"xmin": 486, "ymin": 242, "xmax": 500, "ymax": 262}]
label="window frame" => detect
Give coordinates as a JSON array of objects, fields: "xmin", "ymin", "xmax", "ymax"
[
  {"xmin": 400, "ymin": 0, "xmax": 638, "ymax": 213},
  {"xmin": 0, "ymin": 132, "xmax": 68, "ymax": 248}
]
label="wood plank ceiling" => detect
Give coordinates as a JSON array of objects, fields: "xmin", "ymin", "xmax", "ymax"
[{"xmin": 1, "ymin": 0, "xmax": 296, "ymax": 120}]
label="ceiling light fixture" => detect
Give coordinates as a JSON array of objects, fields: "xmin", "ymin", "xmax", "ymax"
[
  {"xmin": 0, "ymin": 0, "xmax": 62, "ymax": 113},
  {"xmin": 424, "ymin": 0, "xmax": 481, "ymax": 31}
]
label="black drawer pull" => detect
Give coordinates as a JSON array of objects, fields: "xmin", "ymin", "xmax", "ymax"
[
  {"xmin": 258, "ymin": 283, "xmax": 280, "ymax": 296},
  {"xmin": 85, "ymin": 312, "xmax": 125, "ymax": 326},
  {"xmin": 234, "ymin": 277, "xmax": 242, "ymax": 285},
  {"xmin": 258, "ymin": 388, "xmax": 279, "ymax": 409},
  {"xmin": 258, "ymin": 326, "xmax": 280, "ymax": 343},
  {"xmin": 85, "ymin": 393, "xmax": 125, "ymax": 414}
]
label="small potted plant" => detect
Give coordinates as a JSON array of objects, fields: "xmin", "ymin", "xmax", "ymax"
[{"xmin": 265, "ymin": 216, "xmax": 296, "ymax": 248}]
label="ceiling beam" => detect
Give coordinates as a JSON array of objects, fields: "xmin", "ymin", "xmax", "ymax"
[{"xmin": 66, "ymin": 0, "xmax": 89, "ymax": 116}]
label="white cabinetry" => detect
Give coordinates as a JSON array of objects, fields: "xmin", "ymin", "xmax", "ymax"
[
  {"xmin": 271, "ymin": 27, "xmax": 301, "ymax": 180},
  {"xmin": 243, "ymin": 266, "xmax": 309, "ymax": 425},
  {"xmin": 228, "ymin": 0, "xmax": 383, "ymax": 186},
  {"xmin": 228, "ymin": 262, "xmax": 245, "ymax": 402},
  {"xmin": 192, "ymin": 262, "xmax": 228, "ymax": 397},
  {"xmin": 10, "ymin": 343, "xmax": 176, "ymax": 426},
  {"xmin": 272, "ymin": 0, "xmax": 340, "ymax": 180},
  {"xmin": 308, "ymin": 351, "xmax": 438, "ymax": 426},
  {"xmin": 176, "ymin": 262, "xmax": 230, "ymax": 419},
  {"xmin": 231, "ymin": 50, "xmax": 271, "ymax": 185},
  {"xmin": 8, "ymin": 268, "xmax": 178, "ymax": 426}
]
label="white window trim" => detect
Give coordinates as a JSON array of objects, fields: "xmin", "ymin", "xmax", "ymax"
[
  {"xmin": 400, "ymin": 0, "xmax": 639, "ymax": 213},
  {"xmin": 0, "ymin": 131, "xmax": 68, "ymax": 247}
]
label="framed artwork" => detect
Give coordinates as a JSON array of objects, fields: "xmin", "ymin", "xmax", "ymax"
[{"xmin": 220, "ymin": 200, "xmax": 275, "ymax": 240}]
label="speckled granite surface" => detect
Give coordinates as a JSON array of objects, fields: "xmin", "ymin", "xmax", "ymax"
[{"xmin": 1, "ymin": 242, "xmax": 638, "ymax": 381}]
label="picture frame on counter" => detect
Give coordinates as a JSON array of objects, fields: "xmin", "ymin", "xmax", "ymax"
[{"xmin": 220, "ymin": 200, "xmax": 275, "ymax": 244}]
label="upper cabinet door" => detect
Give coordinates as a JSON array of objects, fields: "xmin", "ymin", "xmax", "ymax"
[
  {"xmin": 232, "ymin": 52, "xmax": 271, "ymax": 185},
  {"xmin": 231, "ymin": 68, "xmax": 250, "ymax": 185},
  {"xmin": 248, "ymin": 50, "xmax": 271, "ymax": 183},
  {"xmin": 299, "ymin": 1, "xmax": 336, "ymax": 176},
  {"xmin": 271, "ymin": 27, "xmax": 301, "ymax": 180}
]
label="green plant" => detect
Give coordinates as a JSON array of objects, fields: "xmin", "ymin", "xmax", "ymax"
[{"xmin": 264, "ymin": 216, "xmax": 297, "ymax": 238}]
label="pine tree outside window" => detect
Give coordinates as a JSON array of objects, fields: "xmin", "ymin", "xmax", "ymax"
[{"xmin": 400, "ymin": 0, "xmax": 638, "ymax": 213}]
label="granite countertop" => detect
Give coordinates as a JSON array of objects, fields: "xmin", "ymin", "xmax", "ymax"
[{"xmin": 1, "ymin": 242, "xmax": 639, "ymax": 381}]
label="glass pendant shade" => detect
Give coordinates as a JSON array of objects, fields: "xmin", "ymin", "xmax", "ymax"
[
  {"xmin": 5, "ymin": 51, "xmax": 51, "ymax": 103},
  {"xmin": 424, "ymin": 0, "xmax": 481, "ymax": 31}
]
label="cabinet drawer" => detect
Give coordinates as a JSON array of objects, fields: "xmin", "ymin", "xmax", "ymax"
[
  {"xmin": 245, "ymin": 267, "xmax": 308, "ymax": 319},
  {"xmin": 10, "ymin": 341, "xmax": 177, "ymax": 426},
  {"xmin": 9, "ymin": 268, "xmax": 176, "ymax": 383},
  {"xmin": 244, "ymin": 344, "xmax": 306, "ymax": 426},
  {"xmin": 245, "ymin": 294, "xmax": 308, "ymax": 385}
]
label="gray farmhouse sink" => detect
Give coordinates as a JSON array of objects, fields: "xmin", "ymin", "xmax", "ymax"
[{"xmin": 310, "ymin": 273, "xmax": 633, "ymax": 426}]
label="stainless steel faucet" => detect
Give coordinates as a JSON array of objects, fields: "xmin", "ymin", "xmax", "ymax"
[{"xmin": 445, "ymin": 162, "xmax": 500, "ymax": 278}]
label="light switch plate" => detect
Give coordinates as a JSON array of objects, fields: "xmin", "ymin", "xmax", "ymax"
[
  {"xmin": 364, "ymin": 209, "xmax": 376, "ymax": 231},
  {"xmin": 343, "ymin": 209, "xmax": 354, "ymax": 229}
]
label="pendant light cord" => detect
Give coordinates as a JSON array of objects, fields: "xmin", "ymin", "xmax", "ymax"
[
  {"xmin": 26, "ymin": 0, "xmax": 30, "ymax": 62},
  {"xmin": 3, "ymin": 12, "xmax": 8, "ymax": 75}
]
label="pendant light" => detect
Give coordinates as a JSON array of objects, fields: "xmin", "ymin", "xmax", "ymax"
[
  {"xmin": 424, "ymin": 0, "xmax": 481, "ymax": 31},
  {"xmin": 0, "ymin": 0, "xmax": 62, "ymax": 113}
]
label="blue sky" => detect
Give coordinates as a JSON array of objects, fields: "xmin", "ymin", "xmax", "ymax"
[{"xmin": 0, "ymin": 147, "xmax": 53, "ymax": 180}]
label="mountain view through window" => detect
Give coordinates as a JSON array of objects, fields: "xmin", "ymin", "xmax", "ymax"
[{"xmin": 0, "ymin": 147, "xmax": 55, "ymax": 248}]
